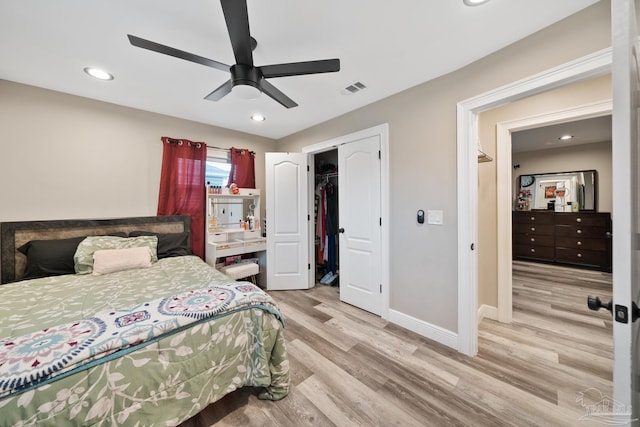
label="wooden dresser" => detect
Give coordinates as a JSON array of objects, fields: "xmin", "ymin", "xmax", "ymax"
[{"xmin": 512, "ymin": 211, "xmax": 611, "ymax": 272}]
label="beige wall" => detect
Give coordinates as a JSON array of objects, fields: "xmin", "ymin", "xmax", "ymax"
[
  {"xmin": 511, "ymin": 141, "xmax": 612, "ymax": 212},
  {"xmin": 0, "ymin": 80, "xmax": 276, "ymax": 223},
  {"xmin": 476, "ymin": 75, "xmax": 612, "ymax": 308},
  {"xmin": 276, "ymin": 1, "xmax": 612, "ymax": 332}
]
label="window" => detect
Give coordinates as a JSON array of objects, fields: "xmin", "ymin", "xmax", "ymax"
[{"xmin": 205, "ymin": 148, "xmax": 231, "ymax": 187}]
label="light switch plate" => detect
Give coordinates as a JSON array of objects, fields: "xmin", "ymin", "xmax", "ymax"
[{"xmin": 427, "ymin": 210, "xmax": 443, "ymax": 225}]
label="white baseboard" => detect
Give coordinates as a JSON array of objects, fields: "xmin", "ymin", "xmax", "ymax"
[
  {"xmin": 477, "ymin": 304, "xmax": 498, "ymax": 322},
  {"xmin": 388, "ymin": 309, "xmax": 458, "ymax": 350}
]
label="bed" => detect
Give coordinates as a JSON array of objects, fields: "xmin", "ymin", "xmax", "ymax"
[{"xmin": 0, "ymin": 216, "xmax": 289, "ymax": 426}]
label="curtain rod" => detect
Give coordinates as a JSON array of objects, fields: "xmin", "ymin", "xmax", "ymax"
[
  {"xmin": 207, "ymin": 145, "xmax": 229, "ymax": 151},
  {"xmin": 207, "ymin": 145, "xmax": 255, "ymax": 156},
  {"xmin": 162, "ymin": 139, "xmax": 255, "ymax": 156},
  {"xmin": 162, "ymin": 142, "xmax": 256, "ymax": 156}
]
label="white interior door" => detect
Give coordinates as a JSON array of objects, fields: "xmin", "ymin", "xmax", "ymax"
[
  {"xmin": 611, "ymin": 0, "xmax": 639, "ymax": 420},
  {"xmin": 338, "ymin": 135, "xmax": 382, "ymax": 315},
  {"xmin": 265, "ymin": 152, "xmax": 311, "ymax": 290}
]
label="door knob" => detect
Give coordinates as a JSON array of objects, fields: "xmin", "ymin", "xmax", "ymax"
[
  {"xmin": 338, "ymin": 227, "xmax": 345, "ymax": 233},
  {"xmin": 589, "ymin": 297, "xmax": 640, "ymax": 323},
  {"xmin": 587, "ymin": 296, "xmax": 612, "ymax": 314}
]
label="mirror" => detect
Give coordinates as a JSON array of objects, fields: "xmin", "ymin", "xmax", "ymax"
[
  {"xmin": 209, "ymin": 197, "xmax": 256, "ymax": 229},
  {"xmin": 516, "ymin": 170, "xmax": 597, "ymax": 212}
]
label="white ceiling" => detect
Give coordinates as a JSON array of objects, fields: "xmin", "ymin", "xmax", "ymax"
[
  {"xmin": 0, "ymin": 0, "xmax": 600, "ymax": 140},
  {"xmin": 512, "ymin": 115, "xmax": 612, "ymax": 153}
]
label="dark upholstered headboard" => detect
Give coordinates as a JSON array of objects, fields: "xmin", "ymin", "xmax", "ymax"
[{"xmin": 0, "ymin": 216, "xmax": 191, "ymax": 284}]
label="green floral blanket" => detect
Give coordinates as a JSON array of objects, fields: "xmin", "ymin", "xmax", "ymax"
[{"xmin": 0, "ymin": 256, "xmax": 289, "ymax": 426}]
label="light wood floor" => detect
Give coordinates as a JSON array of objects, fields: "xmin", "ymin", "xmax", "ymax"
[{"xmin": 182, "ymin": 261, "xmax": 613, "ymax": 426}]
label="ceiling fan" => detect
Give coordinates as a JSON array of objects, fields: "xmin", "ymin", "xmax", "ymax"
[{"xmin": 127, "ymin": 0, "xmax": 340, "ymax": 108}]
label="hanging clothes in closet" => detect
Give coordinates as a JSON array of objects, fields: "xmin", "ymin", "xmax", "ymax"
[{"xmin": 316, "ymin": 174, "xmax": 338, "ymax": 285}]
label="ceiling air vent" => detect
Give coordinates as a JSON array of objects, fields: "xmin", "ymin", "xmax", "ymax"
[{"xmin": 341, "ymin": 81, "xmax": 367, "ymax": 96}]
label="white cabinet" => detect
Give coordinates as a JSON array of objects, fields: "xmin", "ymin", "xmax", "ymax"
[{"xmin": 205, "ymin": 188, "xmax": 266, "ymax": 285}]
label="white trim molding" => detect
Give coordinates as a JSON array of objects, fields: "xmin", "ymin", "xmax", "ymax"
[
  {"xmin": 495, "ymin": 100, "xmax": 612, "ymax": 324},
  {"xmin": 477, "ymin": 304, "xmax": 498, "ymax": 323},
  {"xmin": 456, "ymin": 47, "xmax": 612, "ymax": 356},
  {"xmin": 388, "ymin": 309, "xmax": 458, "ymax": 350}
]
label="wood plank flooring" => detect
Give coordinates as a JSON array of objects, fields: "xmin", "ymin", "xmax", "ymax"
[{"xmin": 182, "ymin": 261, "xmax": 613, "ymax": 426}]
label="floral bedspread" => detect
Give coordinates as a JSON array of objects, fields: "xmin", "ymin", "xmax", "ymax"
[{"xmin": 0, "ymin": 256, "xmax": 289, "ymax": 426}]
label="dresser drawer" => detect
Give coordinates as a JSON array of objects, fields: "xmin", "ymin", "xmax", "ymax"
[
  {"xmin": 555, "ymin": 213, "xmax": 608, "ymax": 227},
  {"xmin": 555, "ymin": 225, "xmax": 609, "ymax": 239},
  {"xmin": 513, "ymin": 223, "xmax": 555, "ymax": 236},
  {"xmin": 513, "ymin": 234, "xmax": 555, "ymax": 247},
  {"xmin": 555, "ymin": 236, "xmax": 607, "ymax": 251},
  {"xmin": 512, "ymin": 211, "xmax": 611, "ymax": 272},
  {"xmin": 555, "ymin": 247, "xmax": 607, "ymax": 267},
  {"xmin": 513, "ymin": 244, "xmax": 555, "ymax": 260},
  {"xmin": 513, "ymin": 211, "xmax": 555, "ymax": 225}
]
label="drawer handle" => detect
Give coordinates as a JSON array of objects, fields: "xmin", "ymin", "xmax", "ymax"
[
  {"xmin": 576, "ymin": 218, "xmax": 582, "ymax": 223},
  {"xmin": 577, "ymin": 241, "xmax": 582, "ymax": 246},
  {"xmin": 530, "ymin": 238, "xmax": 535, "ymax": 242},
  {"xmin": 530, "ymin": 248, "xmax": 536, "ymax": 253},
  {"xmin": 531, "ymin": 227, "xmax": 536, "ymax": 232},
  {"xmin": 577, "ymin": 253, "xmax": 583, "ymax": 258},
  {"xmin": 577, "ymin": 230, "xmax": 582, "ymax": 234},
  {"xmin": 530, "ymin": 216, "xmax": 535, "ymax": 221}
]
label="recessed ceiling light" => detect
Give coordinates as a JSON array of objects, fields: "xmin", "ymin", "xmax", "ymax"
[
  {"xmin": 463, "ymin": 0, "xmax": 490, "ymax": 6},
  {"xmin": 558, "ymin": 135, "xmax": 574, "ymax": 140},
  {"xmin": 83, "ymin": 67, "xmax": 114, "ymax": 81},
  {"xmin": 250, "ymin": 114, "xmax": 266, "ymax": 122}
]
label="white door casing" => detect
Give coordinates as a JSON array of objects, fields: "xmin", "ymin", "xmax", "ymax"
[
  {"xmin": 459, "ymin": 4, "xmax": 638, "ymax": 416},
  {"xmin": 611, "ymin": 0, "xmax": 638, "ymax": 419},
  {"xmin": 338, "ymin": 135, "xmax": 383, "ymax": 315},
  {"xmin": 457, "ymin": 48, "xmax": 612, "ymax": 356},
  {"xmin": 495, "ymin": 101, "xmax": 612, "ymax": 324},
  {"xmin": 265, "ymin": 152, "xmax": 312, "ymax": 290}
]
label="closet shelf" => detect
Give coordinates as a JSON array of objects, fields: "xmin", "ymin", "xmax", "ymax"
[{"xmin": 316, "ymin": 172, "xmax": 338, "ymax": 179}]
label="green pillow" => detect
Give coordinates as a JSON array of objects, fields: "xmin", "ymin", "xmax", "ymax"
[{"xmin": 74, "ymin": 235, "xmax": 158, "ymax": 275}]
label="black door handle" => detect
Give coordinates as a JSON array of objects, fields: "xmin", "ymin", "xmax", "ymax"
[
  {"xmin": 587, "ymin": 296, "xmax": 612, "ymax": 314},
  {"xmin": 338, "ymin": 228, "xmax": 345, "ymax": 233},
  {"xmin": 590, "ymin": 297, "xmax": 640, "ymax": 323}
]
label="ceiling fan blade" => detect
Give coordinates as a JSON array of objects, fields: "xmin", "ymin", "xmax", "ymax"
[
  {"xmin": 260, "ymin": 79, "xmax": 298, "ymax": 109},
  {"xmin": 128, "ymin": 34, "xmax": 230, "ymax": 73},
  {"xmin": 220, "ymin": 0, "xmax": 254, "ymax": 66},
  {"xmin": 204, "ymin": 79, "xmax": 233, "ymax": 101},
  {"xmin": 260, "ymin": 59, "xmax": 340, "ymax": 78}
]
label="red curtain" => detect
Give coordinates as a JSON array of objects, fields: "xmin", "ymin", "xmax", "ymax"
[
  {"xmin": 157, "ymin": 137, "xmax": 207, "ymax": 259},
  {"xmin": 228, "ymin": 147, "xmax": 256, "ymax": 188}
]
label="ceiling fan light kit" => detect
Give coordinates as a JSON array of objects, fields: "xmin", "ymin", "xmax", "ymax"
[
  {"xmin": 127, "ymin": 0, "xmax": 340, "ymax": 109},
  {"xmin": 232, "ymin": 84, "xmax": 261, "ymax": 100},
  {"xmin": 463, "ymin": 0, "xmax": 490, "ymax": 6}
]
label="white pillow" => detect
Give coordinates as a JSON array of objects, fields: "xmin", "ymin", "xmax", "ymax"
[
  {"xmin": 74, "ymin": 235, "xmax": 158, "ymax": 275},
  {"xmin": 92, "ymin": 246, "xmax": 152, "ymax": 276}
]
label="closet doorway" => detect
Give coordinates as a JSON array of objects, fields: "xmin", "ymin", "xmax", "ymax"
[
  {"xmin": 303, "ymin": 124, "xmax": 390, "ymax": 317},
  {"xmin": 314, "ymin": 149, "xmax": 339, "ymax": 287},
  {"xmin": 266, "ymin": 124, "xmax": 391, "ymax": 318}
]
